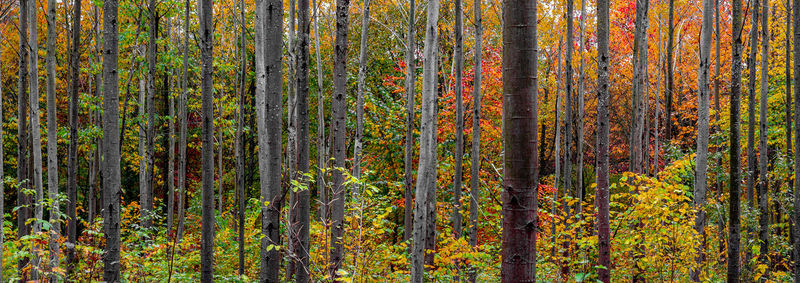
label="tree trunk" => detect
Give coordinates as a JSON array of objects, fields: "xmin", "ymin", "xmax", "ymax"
[
  {"xmin": 631, "ymin": 0, "xmax": 648, "ymax": 175},
  {"xmin": 692, "ymin": 0, "xmax": 713, "ymax": 279},
  {"xmin": 66, "ymin": 0, "xmax": 83, "ymax": 277},
  {"xmin": 236, "ymin": 0, "xmax": 246, "ymax": 274},
  {"xmin": 218, "ymin": 105, "xmax": 224, "ymax": 215},
  {"xmin": 0, "ymin": 29, "xmax": 4, "ymax": 283},
  {"xmin": 453, "ymin": 0, "xmax": 464, "ymax": 240},
  {"xmin": 410, "ymin": 0, "xmax": 439, "ymax": 280},
  {"xmin": 500, "ymin": 0, "xmax": 539, "ymax": 281},
  {"xmin": 313, "ymin": 0, "xmax": 327, "ymax": 222},
  {"xmin": 144, "ymin": 0, "xmax": 158, "ymax": 230},
  {"xmin": 468, "ymin": 0, "xmax": 482, "ymax": 280},
  {"xmin": 285, "ymin": 0, "xmax": 298, "ymax": 276},
  {"xmin": 715, "ymin": 0, "xmax": 726, "ymax": 267},
  {"xmin": 596, "ymin": 0, "xmax": 611, "ymax": 279},
  {"xmin": 102, "ymin": 0, "xmax": 122, "ymax": 277},
  {"xmin": 45, "ymin": 0, "xmax": 61, "ymax": 276},
  {"xmin": 577, "ymin": 0, "xmax": 586, "ymax": 210},
  {"xmin": 176, "ymin": 0, "xmax": 190, "ymax": 244},
  {"xmin": 167, "ymin": 18, "xmax": 176, "ymax": 233},
  {"xmin": 551, "ymin": 39, "xmax": 563, "ymax": 259},
  {"xmin": 666, "ymin": 0, "xmax": 675, "ymax": 141},
  {"xmin": 748, "ymin": 0, "xmax": 759, "ymax": 216},
  {"xmin": 255, "ymin": 0, "xmax": 283, "ymax": 279},
  {"xmin": 199, "ymin": 0, "xmax": 215, "ymax": 277},
  {"xmin": 354, "ymin": 0, "xmax": 371, "ymax": 194},
  {"xmin": 788, "ymin": 0, "xmax": 794, "ymax": 157},
  {"xmin": 564, "ymin": 0, "xmax": 573, "ymax": 227},
  {"xmin": 758, "ymin": 0, "xmax": 770, "ymax": 268},
  {"xmin": 404, "ymin": 0, "xmax": 416, "ymax": 243},
  {"xmin": 329, "ymin": 0, "xmax": 350, "ymax": 278},
  {"xmin": 793, "ymin": 0, "xmax": 800, "ymax": 277},
  {"xmin": 28, "ymin": 1, "xmax": 45, "ymax": 277},
  {"xmin": 296, "ymin": 0, "xmax": 311, "ymax": 280},
  {"xmin": 730, "ymin": 0, "xmax": 744, "ymax": 276}
]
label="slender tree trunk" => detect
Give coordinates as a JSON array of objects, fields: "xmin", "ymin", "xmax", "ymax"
[
  {"xmin": 295, "ymin": 0, "xmax": 311, "ymax": 280},
  {"xmin": 199, "ymin": 0, "xmax": 215, "ymax": 276},
  {"xmin": 453, "ymin": 0, "xmax": 464, "ymax": 242},
  {"xmin": 144, "ymin": 0, "xmax": 158, "ymax": 230},
  {"xmin": 564, "ymin": 0, "xmax": 573, "ymax": 228},
  {"xmin": 236, "ymin": 0, "xmax": 246, "ymax": 274},
  {"xmin": 654, "ymin": 32, "xmax": 662, "ymax": 176},
  {"xmin": 17, "ymin": 0, "xmax": 31, "ymax": 276},
  {"xmin": 692, "ymin": 0, "xmax": 713, "ymax": 279},
  {"xmin": 218, "ymin": 105, "xmax": 223, "ymax": 215},
  {"xmin": 410, "ymin": 0, "xmax": 439, "ymax": 280},
  {"xmin": 313, "ymin": 0, "xmax": 327, "ymax": 222},
  {"xmin": 102, "ymin": 0, "xmax": 122, "ymax": 276},
  {"xmin": 67, "ymin": 0, "xmax": 83, "ymax": 276},
  {"xmin": 176, "ymin": 0, "xmax": 190, "ymax": 244},
  {"xmin": 793, "ymin": 0, "xmax": 800, "ymax": 277},
  {"xmin": 329, "ymin": 0, "xmax": 350, "ymax": 278},
  {"xmin": 500, "ymin": 0, "xmax": 539, "ymax": 281},
  {"xmin": 715, "ymin": 0, "xmax": 726, "ymax": 267},
  {"xmin": 551, "ymin": 40, "xmax": 563, "ymax": 259},
  {"xmin": 28, "ymin": 0, "xmax": 45, "ymax": 277},
  {"xmin": 89, "ymin": 4, "xmax": 101, "ymax": 224},
  {"xmin": 45, "ymin": 0, "xmax": 60, "ymax": 276},
  {"xmin": 631, "ymin": 0, "xmax": 648, "ymax": 175},
  {"xmin": 255, "ymin": 0, "xmax": 283, "ymax": 278},
  {"xmin": 167, "ymin": 18, "xmax": 176, "ymax": 232},
  {"xmin": 596, "ymin": 0, "xmax": 611, "ymax": 279},
  {"xmin": 666, "ymin": 0, "xmax": 675, "ymax": 141},
  {"xmin": 788, "ymin": 0, "xmax": 794, "ymax": 156},
  {"xmin": 748, "ymin": 0, "xmax": 759, "ymax": 214},
  {"xmin": 730, "ymin": 0, "xmax": 744, "ymax": 276},
  {"xmin": 285, "ymin": 0, "xmax": 298, "ymax": 276},
  {"xmin": 354, "ymin": 0, "xmax": 370, "ymax": 193},
  {"xmin": 758, "ymin": 0, "xmax": 770, "ymax": 269},
  {"xmin": 577, "ymin": 0, "xmax": 586, "ymax": 210},
  {"xmin": 404, "ymin": 0, "xmax": 416, "ymax": 243},
  {"xmin": 468, "ymin": 0, "xmax": 482, "ymax": 280},
  {"xmin": 0, "ymin": 28, "xmax": 4, "ymax": 283}
]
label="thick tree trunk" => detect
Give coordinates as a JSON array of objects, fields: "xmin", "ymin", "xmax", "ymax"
[
  {"xmin": 758, "ymin": 0, "xmax": 770, "ymax": 268},
  {"xmin": 255, "ymin": 0, "xmax": 283, "ymax": 279},
  {"xmin": 453, "ymin": 0, "xmax": 464, "ymax": 241},
  {"xmin": 730, "ymin": 0, "xmax": 744, "ymax": 276},
  {"xmin": 28, "ymin": 1, "xmax": 45, "ymax": 278},
  {"xmin": 500, "ymin": 0, "xmax": 538, "ymax": 281},
  {"xmin": 329, "ymin": 0, "xmax": 350, "ymax": 278},
  {"xmin": 404, "ymin": 0, "xmax": 416, "ymax": 243},
  {"xmin": 176, "ymin": 0, "xmax": 190, "ymax": 244},
  {"xmin": 631, "ymin": 0, "xmax": 648, "ymax": 175},
  {"xmin": 692, "ymin": 0, "xmax": 713, "ymax": 279},
  {"xmin": 45, "ymin": 0, "xmax": 61, "ymax": 277},
  {"xmin": 199, "ymin": 0, "xmax": 215, "ymax": 277},
  {"xmin": 296, "ymin": 0, "xmax": 311, "ymax": 280},
  {"xmin": 468, "ymin": 0, "xmax": 482, "ymax": 280},
  {"xmin": 410, "ymin": 1, "xmax": 439, "ymax": 281},
  {"xmin": 102, "ymin": 0, "xmax": 122, "ymax": 277},
  {"xmin": 596, "ymin": 0, "xmax": 611, "ymax": 279}
]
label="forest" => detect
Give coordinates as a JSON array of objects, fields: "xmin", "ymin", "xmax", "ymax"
[{"xmin": 0, "ymin": 0, "xmax": 795, "ymax": 279}]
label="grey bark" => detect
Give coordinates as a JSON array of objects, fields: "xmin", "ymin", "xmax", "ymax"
[
  {"xmin": 199, "ymin": 0, "xmax": 215, "ymax": 276},
  {"xmin": 666, "ymin": 0, "xmax": 675, "ymax": 140},
  {"xmin": 0, "ymin": 27, "xmax": 4, "ymax": 283},
  {"xmin": 453, "ymin": 0, "xmax": 464, "ymax": 240},
  {"xmin": 176, "ymin": 0, "xmax": 190, "ymax": 244},
  {"xmin": 729, "ymin": 0, "xmax": 744, "ymax": 275},
  {"xmin": 143, "ymin": 0, "xmax": 157, "ymax": 230},
  {"xmin": 296, "ymin": 0, "xmax": 311, "ymax": 280},
  {"xmin": 758, "ymin": 0, "xmax": 769, "ymax": 268},
  {"xmin": 167, "ymin": 18, "xmax": 175, "ymax": 232},
  {"xmin": 102, "ymin": 0, "xmax": 122, "ymax": 276},
  {"xmin": 577, "ymin": 0, "xmax": 586, "ymax": 209},
  {"xmin": 500, "ymin": 0, "xmax": 539, "ymax": 280},
  {"xmin": 403, "ymin": 0, "xmax": 416, "ymax": 243},
  {"xmin": 236, "ymin": 0, "xmax": 246, "ymax": 274},
  {"xmin": 255, "ymin": 0, "xmax": 283, "ymax": 279},
  {"xmin": 218, "ymin": 103, "xmax": 223, "ymax": 215},
  {"xmin": 596, "ymin": 0, "xmax": 611, "ymax": 279},
  {"xmin": 411, "ymin": 0, "xmax": 440, "ymax": 280},
  {"xmin": 788, "ymin": 0, "xmax": 793, "ymax": 156},
  {"xmin": 17, "ymin": 0, "xmax": 30, "ymax": 275},
  {"xmin": 564, "ymin": 0, "xmax": 573, "ymax": 221},
  {"xmin": 748, "ymin": 0, "xmax": 759, "ymax": 215},
  {"xmin": 28, "ymin": 3, "xmax": 44, "ymax": 279},
  {"xmin": 631, "ymin": 0, "xmax": 648, "ymax": 174},
  {"xmin": 45, "ymin": 0, "xmax": 60, "ymax": 277},
  {"xmin": 692, "ymin": 0, "xmax": 713, "ymax": 279},
  {"xmin": 468, "ymin": 0, "xmax": 482, "ymax": 280},
  {"xmin": 314, "ymin": 0, "xmax": 327, "ymax": 221},
  {"xmin": 354, "ymin": 0, "xmax": 371, "ymax": 194},
  {"xmin": 551, "ymin": 40, "xmax": 563, "ymax": 259},
  {"xmin": 329, "ymin": 0, "xmax": 350, "ymax": 278}
]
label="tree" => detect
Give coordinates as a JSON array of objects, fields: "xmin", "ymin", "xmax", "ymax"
[
  {"xmin": 666, "ymin": 0, "xmax": 675, "ymax": 140},
  {"xmin": 28, "ymin": 0, "xmax": 45, "ymax": 277},
  {"xmin": 235, "ymin": 0, "xmax": 246, "ymax": 274},
  {"xmin": 564, "ymin": 0, "xmax": 573, "ymax": 224},
  {"xmin": 500, "ymin": 0, "xmax": 538, "ymax": 281},
  {"xmin": 143, "ymin": 0, "xmax": 158, "ymax": 230},
  {"xmin": 199, "ymin": 0, "xmax": 215, "ymax": 276},
  {"xmin": 0, "ymin": 23, "xmax": 5, "ymax": 283},
  {"xmin": 747, "ymin": 0, "xmax": 759, "ymax": 233},
  {"xmin": 295, "ymin": 0, "xmax": 311, "ymax": 279},
  {"xmin": 255, "ymin": 0, "xmax": 283, "ymax": 278},
  {"xmin": 453, "ymin": 0, "xmax": 464, "ymax": 240},
  {"xmin": 45, "ymin": 0, "xmax": 60, "ymax": 276},
  {"xmin": 788, "ymin": 0, "xmax": 793, "ymax": 157},
  {"xmin": 17, "ymin": 0, "xmax": 30, "ymax": 275},
  {"xmin": 313, "ymin": 0, "xmax": 327, "ymax": 222},
  {"xmin": 329, "ymin": 0, "xmax": 350, "ymax": 277},
  {"xmin": 403, "ymin": 0, "xmax": 416, "ymax": 243},
  {"xmin": 468, "ymin": 0, "xmax": 482, "ymax": 280},
  {"xmin": 793, "ymin": 0, "xmax": 800, "ymax": 276},
  {"xmin": 176, "ymin": 0, "xmax": 190, "ymax": 244},
  {"xmin": 167, "ymin": 18, "xmax": 176, "ymax": 234},
  {"xmin": 596, "ymin": 0, "xmax": 611, "ymax": 279},
  {"xmin": 576, "ymin": 0, "xmax": 586, "ymax": 208},
  {"xmin": 758, "ymin": 0, "xmax": 769, "ymax": 268},
  {"xmin": 354, "ymin": 0, "xmax": 371, "ymax": 195},
  {"xmin": 102, "ymin": 0, "xmax": 122, "ymax": 277},
  {"xmin": 730, "ymin": 0, "xmax": 744, "ymax": 275},
  {"xmin": 631, "ymin": 0, "xmax": 648, "ymax": 174},
  {"xmin": 692, "ymin": 0, "xmax": 713, "ymax": 278}
]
